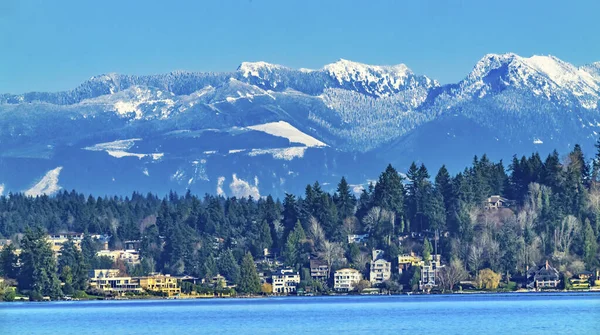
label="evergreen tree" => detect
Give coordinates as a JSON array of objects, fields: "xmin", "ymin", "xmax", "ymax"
[
  {"xmin": 18, "ymin": 227, "xmax": 62, "ymax": 299},
  {"xmin": 334, "ymin": 176, "xmax": 357, "ymax": 221},
  {"xmin": 0, "ymin": 243, "xmax": 19, "ymax": 279},
  {"xmin": 372, "ymin": 164, "xmax": 405, "ymax": 224},
  {"xmin": 284, "ymin": 221, "xmax": 306, "ymax": 268},
  {"xmin": 237, "ymin": 252, "xmax": 261, "ymax": 294},
  {"xmin": 58, "ymin": 239, "xmax": 88, "ymax": 291},
  {"xmin": 582, "ymin": 219, "xmax": 598, "ymax": 268},
  {"xmin": 217, "ymin": 249, "xmax": 240, "ymax": 283},
  {"xmin": 423, "ymin": 238, "xmax": 432, "ymax": 264},
  {"xmin": 282, "ymin": 193, "xmax": 300, "ymax": 240}
]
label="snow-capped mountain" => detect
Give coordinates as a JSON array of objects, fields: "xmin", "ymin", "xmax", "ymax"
[{"xmin": 0, "ymin": 53, "xmax": 598, "ymax": 197}]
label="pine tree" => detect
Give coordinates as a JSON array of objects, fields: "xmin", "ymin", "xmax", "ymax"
[
  {"xmin": 18, "ymin": 227, "xmax": 62, "ymax": 299},
  {"xmin": 58, "ymin": 239, "xmax": 88, "ymax": 291},
  {"xmin": 217, "ymin": 249, "xmax": 240, "ymax": 283},
  {"xmin": 237, "ymin": 252, "xmax": 261, "ymax": 294},
  {"xmin": 0, "ymin": 243, "xmax": 19, "ymax": 279},
  {"xmin": 423, "ymin": 238, "xmax": 432, "ymax": 264},
  {"xmin": 334, "ymin": 176, "xmax": 357, "ymax": 221},
  {"xmin": 373, "ymin": 164, "xmax": 405, "ymax": 222},
  {"xmin": 582, "ymin": 219, "xmax": 598, "ymax": 268},
  {"xmin": 284, "ymin": 221, "xmax": 306, "ymax": 267}
]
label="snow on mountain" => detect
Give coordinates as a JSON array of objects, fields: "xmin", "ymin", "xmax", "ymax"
[
  {"xmin": 25, "ymin": 167, "xmax": 63, "ymax": 197},
  {"xmin": 238, "ymin": 61, "xmax": 286, "ymax": 79},
  {"xmin": 0, "ymin": 184, "xmax": 4, "ymax": 196},
  {"xmin": 247, "ymin": 147, "xmax": 307, "ymax": 160},
  {"xmin": 582, "ymin": 62, "xmax": 600, "ymax": 82},
  {"xmin": 247, "ymin": 121, "xmax": 327, "ymax": 147},
  {"xmin": 325, "ymin": 59, "xmax": 408, "ymax": 88},
  {"xmin": 229, "ymin": 174, "xmax": 260, "ymax": 198},
  {"xmin": 84, "ymin": 138, "xmax": 142, "ymax": 151},
  {"xmin": 460, "ymin": 53, "xmax": 600, "ymax": 109},
  {"xmin": 2, "ymin": 53, "xmax": 600, "ymax": 198},
  {"xmin": 84, "ymin": 139, "xmax": 163, "ymax": 160}
]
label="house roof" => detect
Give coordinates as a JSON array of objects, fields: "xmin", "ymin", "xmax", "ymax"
[{"xmin": 310, "ymin": 259, "xmax": 328, "ymax": 268}]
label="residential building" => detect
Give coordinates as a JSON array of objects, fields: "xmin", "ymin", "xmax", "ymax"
[
  {"xmin": 419, "ymin": 256, "xmax": 442, "ymax": 291},
  {"xmin": 398, "ymin": 253, "xmax": 422, "ymax": 274},
  {"xmin": 347, "ymin": 234, "xmax": 369, "ymax": 244},
  {"xmin": 570, "ymin": 271, "xmax": 594, "ymax": 290},
  {"xmin": 272, "ymin": 268, "xmax": 300, "ymax": 294},
  {"xmin": 370, "ymin": 250, "xmax": 391, "ymax": 285},
  {"xmin": 527, "ymin": 261, "xmax": 560, "ymax": 289},
  {"xmin": 88, "ymin": 269, "xmax": 142, "ymax": 294},
  {"xmin": 334, "ymin": 268, "xmax": 363, "ymax": 292},
  {"xmin": 96, "ymin": 249, "xmax": 140, "ymax": 265},
  {"xmin": 124, "ymin": 240, "xmax": 141, "ymax": 251},
  {"xmin": 138, "ymin": 274, "xmax": 181, "ymax": 297},
  {"xmin": 310, "ymin": 259, "xmax": 329, "ymax": 281},
  {"xmin": 47, "ymin": 233, "xmax": 84, "ymax": 254},
  {"xmin": 485, "ymin": 196, "xmax": 511, "ymax": 210}
]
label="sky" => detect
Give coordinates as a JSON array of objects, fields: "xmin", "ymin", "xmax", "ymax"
[{"xmin": 0, "ymin": 0, "xmax": 598, "ymax": 94}]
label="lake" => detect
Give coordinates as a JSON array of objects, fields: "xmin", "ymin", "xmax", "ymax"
[{"xmin": 1, "ymin": 293, "xmax": 598, "ymax": 334}]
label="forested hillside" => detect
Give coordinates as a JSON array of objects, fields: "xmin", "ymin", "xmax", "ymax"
[{"xmin": 1, "ymin": 142, "xmax": 599, "ymax": 296}]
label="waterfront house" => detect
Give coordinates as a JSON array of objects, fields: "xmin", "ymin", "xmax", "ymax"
[
  {"xmin": 369, "ymin": 250, "xmax": 391, "ymax": 285},
  {"xmin": 310, "ymin": 259, "xmax": 329, "ymax": 281},
  {"xmin": 272, "ymin": 268, "xmax": 300, "ymax": 294},
  {"xmin": 334, "ymin": 268, "xmax": 363, "ymax": 292},
  {"xmin": 137, "ymin": 274, "xmax": 181, "ymax": 297},
  {"xmin": 527, "ymin": 261, "xmax": 560, "ymax": 289},
  {"xmin": 419, "ymin": 255, "xmax": 442, "ymax": 291},
  {"xmin": 88, "ymin": 269, "xmax": 142, "ymax": 294},
  {"xmin": 398, "ymin": 253, "xmax": 422, "ymax": 274},
  {"xmin": 570, "ymin": 271, "xmax": 594, "ymax": 290}
]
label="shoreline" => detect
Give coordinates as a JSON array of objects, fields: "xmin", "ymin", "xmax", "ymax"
[{"xmin": 4, "ymin": 289, "xmax": 600, "ymax": 303}]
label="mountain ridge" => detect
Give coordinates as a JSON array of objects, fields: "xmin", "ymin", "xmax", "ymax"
[{"xmin": 1, "ymin": 53, "xmax": 599, "ymax": 197}]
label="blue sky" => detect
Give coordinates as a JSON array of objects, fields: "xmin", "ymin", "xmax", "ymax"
[{"xmin": 0, "ymin": 0, "xmax": 598, "ymax": 93}]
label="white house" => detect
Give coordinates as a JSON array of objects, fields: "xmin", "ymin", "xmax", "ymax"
[
  {"xmin": 347, "ymin": 234, "xmax": 369, "ymax": 244},
  {"xmin": 369, "ymin": 249, "xmax": 391, "ymax": 285},
  {"xmin": 334, "ymin": 268, "xmax": 363, "ymax": 292},
  {"xmin": 272, "ymin": 268, "xmax": 300, "ymax": 294}
]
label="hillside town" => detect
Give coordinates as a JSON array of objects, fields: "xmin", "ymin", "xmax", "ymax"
[{"xmin": 1, "ymin": 222, "xmax": 598, "ymax": 301}]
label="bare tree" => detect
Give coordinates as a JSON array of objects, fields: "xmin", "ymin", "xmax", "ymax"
[
  {"xmin": 362, "ymin": 207, "xmax": 395, "ymax": 245},
  {"xmin": 554, "ymin": 215, "xmax": 580, "ymax": 253},
  {"xmin": 342, "ymin": 216, "xmax": 359, "ymax": 236},
  {"xmin": 319, "ymin": 240, "xmax": 345, "ymax": 278},
  {"xmin": 467, "ymin": 245, "xmax": 484, "ymax": 273},
  {"xmin": 353, "ymin": 252, "xmax": 370, "ymax": 272},
  {"xmin": 437, "ymin": 258, "xmax": 468, "ymax": 292},
  {"xmin": 308, "ymin": 216, "xmax": 326, "ymax": 252}
]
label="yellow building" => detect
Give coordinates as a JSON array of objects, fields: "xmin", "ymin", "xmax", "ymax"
[
  {"xmin": 137, "ymin": 274, "xmax": 181, "ymax": 297},
  {"xmin": 398, "ymin": 253, "xmax": 422, "ymax": 274},
  {"xmin": 47, "ymin": 233, "xmax": 85, "ymax": 255}
]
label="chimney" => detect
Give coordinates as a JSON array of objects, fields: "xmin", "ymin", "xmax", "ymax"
[
  {"xmin": 104, "ymin": 241, "xmax": 109, "ymax": 251},
  {"xmin": 545, "ymin": 260, "xmax": 549, "ymax": 270}
]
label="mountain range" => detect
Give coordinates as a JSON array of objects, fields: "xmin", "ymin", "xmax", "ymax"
[{"xmin": 1, "ymin": 53, "xmax": 599, "ymax": 198}]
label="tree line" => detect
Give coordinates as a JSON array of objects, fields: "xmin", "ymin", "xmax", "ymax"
[{"xmin": 1, "ymin": 142, "xmax": 599, "ymax": 296}]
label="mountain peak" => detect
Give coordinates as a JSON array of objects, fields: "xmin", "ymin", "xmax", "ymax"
[
  {"xmin": 322, "ymin": 59, "xmax": 413, "ymax": 93},
  {"xmin": 237, "ymin": 61, "xmax": 286, "ymax": 78}
]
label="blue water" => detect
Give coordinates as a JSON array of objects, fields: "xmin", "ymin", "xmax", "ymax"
[{"xmin": 1, "ymin": 293, "xmax": 598, "ymax": 334}]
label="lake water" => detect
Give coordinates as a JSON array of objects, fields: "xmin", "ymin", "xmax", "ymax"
[{"xmin": 1, "ymin": 293, "xmax": 599, "ymax": 334}]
